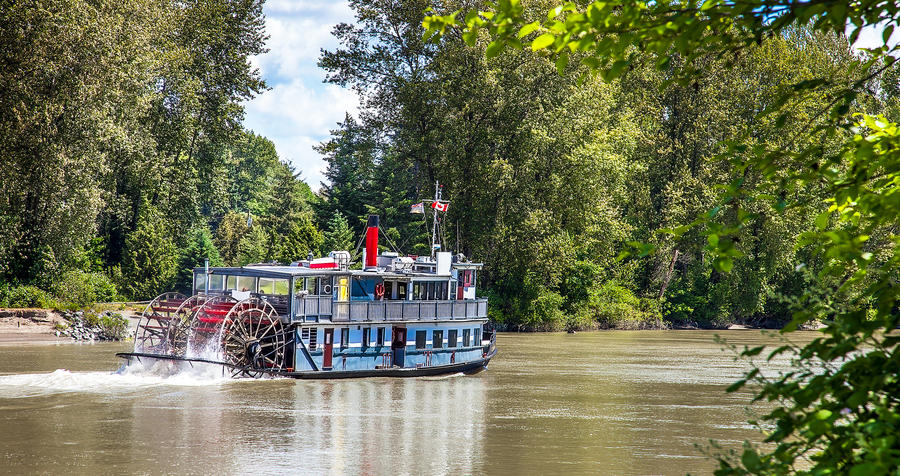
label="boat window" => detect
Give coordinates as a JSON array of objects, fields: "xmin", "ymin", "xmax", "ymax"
[
  {"xmin": 463, "ymin": 329, "xmax": 471, "ymax": 347},
  {"xmin": 433, "ymin": 330, "xmax": 443, "ymax": 349},
  {"xmin": 398, "ymin": 283, "xmax": 407, "ymax": 300},
  {"xmin": 227, "ymin": 275, "xmax": 237, "ymax": 290},
  {"xmin": 448, "ymin": 329, "xmax": 458, "ymax": 348},
  {"xmin": 376, "ymin": 327, "xmax": 385, "ymax": 347},
  {"xmin": 439, "ymin": 282, "xmax": 447, "ymax": 300},
  {"xmin": 259, "ymin": 278, "xmax": 275, "ymax": 294},
  {"xmin": 384, "ymin": 281, "xmax": 393, "ymax": 299},
  {"xmin": 362, "ymin": 328, "xmax": 370, "ymax": 349},
  {"xmin": 415, "ymin": 330, "xmax": 426, "ymax": 349},
  {"xmin": 340, "ymin": 328, "xmax": 349, "ymax": 349},
  {"xmin": 194, "ymin": 273, "xmax": 206, "ymax": 293},
  {"xmin": 474, "ymin": 328, "xmax": 481, "ymax": 345},
  {"xmin": 305, "ymin": 277, "xmax": 318, "ymax": 295},
  {"xmin": 351, "ymin": 277, "xmax": 376, "ymax": 299},
  {"xmin": 258, "ymin": 278, "xmax": 288, "ymax": 295},
  {"xmin": 237, "ymin": 276, "xmax": 256, "ymax": 292},
  {"xmin": 274, "ymin": 279, "xmax": 289, "ymax": 295},
  {"xmin": 209, "ymin": 274, "xmax": 225, "ymax": 291}
]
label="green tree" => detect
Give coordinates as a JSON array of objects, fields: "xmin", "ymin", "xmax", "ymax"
[
  {"xmin": 0, "ymin": 0, "xmax": 165, "ymax": 284},
  {"xmin": 119, "ymin": 204, "xmax": 177, "ymax": 300},
  {"xmin": 215, "ymin": 211, "xmax": 253, "ymax": 266},
  {"xmin": 270, "ymin": 217, "xmax": 324, "ymax": 264},
  {"xmin": 173, "ymin": 226, "xmax": 223, "ymax": 293},
  {"xmin": 322, "ymin": 212, "xmax": 356, "ymax": 254},
  {"xmin": 237, "ymin": 222, "xmax": 268, "ymax": 266},
  {"xmin": 425, "ymin": 1, "xmax": 900, "ymax": 472}
]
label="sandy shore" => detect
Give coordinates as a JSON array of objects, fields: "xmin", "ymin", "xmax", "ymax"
[
  {"xmin": 0, "ymin": 308, "xmax": 139, "ymax": 346},
  {"xmin": 0, "ymin": 309, "xmax": 71, "ymax": 345}
]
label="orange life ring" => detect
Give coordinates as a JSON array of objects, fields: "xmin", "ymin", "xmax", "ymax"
[{"xmin": 375, "ymin": 282, "xmax": 385, "ymax": 300}]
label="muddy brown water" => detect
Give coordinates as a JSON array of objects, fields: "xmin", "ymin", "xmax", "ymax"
[{"xmin": 0, "ymin": 330, "xmax": 816, "ymax": 475}]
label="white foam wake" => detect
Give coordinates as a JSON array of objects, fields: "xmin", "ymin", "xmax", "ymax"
[{"xmin": 0, "ymin": 360, "xmax": 230, "ymax": 398}]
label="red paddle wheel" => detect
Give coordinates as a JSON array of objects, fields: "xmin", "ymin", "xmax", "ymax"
[
  {"xmin": 134, "ymin": 293, "xmax": 187, "ymax": 354},
  {"xmin": 185, "ymin": 295, "xmax": 238, "ymax": 358}
]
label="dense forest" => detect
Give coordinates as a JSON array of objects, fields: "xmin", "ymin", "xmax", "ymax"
[{"xmin": 1, "ymin": 0, "xmax": 896, "ymax": 332}]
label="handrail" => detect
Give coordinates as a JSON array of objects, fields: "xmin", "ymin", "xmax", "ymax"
[{"xmin": 292, "ymin": 297, "xmax": 488, "ymax": 322}]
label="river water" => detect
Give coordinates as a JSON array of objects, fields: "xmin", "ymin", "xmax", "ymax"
[{"xmin": 0, "ymin": 330, "xmax": 815, "ymax": 475}]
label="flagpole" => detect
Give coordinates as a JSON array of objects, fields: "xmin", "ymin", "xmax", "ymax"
[{"xmin": 431, "ymin": 180, "xmax": 440, "ymax": 259}]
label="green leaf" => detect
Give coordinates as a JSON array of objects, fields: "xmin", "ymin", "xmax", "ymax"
[
  {"xmin": 700, "ymin": 0, "xmax": 720, "ymax": 12},
  {"xmin": 714, "ymin": 257, "xmax": 733, "ymax": 272},
  {"xmin": 485, "ymin": 41, "xmax": 504, "ymax": 59},
  {"xmin": 518, "ymin": 21, "xmax": 540, "ymax": 39},
  {"xmin": 555, "ymin": 53, "xmax": 568, "ymax": 75},
  {"xmin": 742, "ymin": 346, "xmax": 764, "ymax": 357},
  {"xmin": 726, "ymin": 378, "xmax": 747, "ymax": 393},
  {"xmin": 532, "ymin": 33, "xmax": 556, "ymax": 51},
  {"xmin": 815, "ymin": 211, "xmax": 829, "ymax": 230},
  {"xmin": 707, "ymin": 234, "xmax": 719, "ymax": 247},
  {"xmin": 741, "ymin": 449, "xmax": 762, "ymax": 472}
]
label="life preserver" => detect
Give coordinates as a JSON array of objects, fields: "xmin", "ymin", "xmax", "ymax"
[{"xmin": 374, "ymin": 282, "xmax": 385, "ymax": 300}]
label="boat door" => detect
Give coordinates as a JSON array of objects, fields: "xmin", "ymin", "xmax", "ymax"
[
  {"xmin": 391, "ymin": 326, "xmax": 406, "ymax": 368},
  {"xmin": 323, "ymin": 328, "xmax": 334, "ymax": 369}
]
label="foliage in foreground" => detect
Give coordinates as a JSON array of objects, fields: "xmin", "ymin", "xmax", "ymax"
[{"xmin": 425, "ymin": 0, "xmax": 900, "ymax": 473}]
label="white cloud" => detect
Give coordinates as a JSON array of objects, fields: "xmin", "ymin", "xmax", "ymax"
[
  {"xmin": 244, "ymin": 79, "xmax": 359, "ymax": 187},
  {"xmin": 243, "ymin": 0, "xmax": 358, "ymax": 190}
]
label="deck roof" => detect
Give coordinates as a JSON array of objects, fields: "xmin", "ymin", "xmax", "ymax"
[{"xmin": 192, "ymin": 263, "xmax": 482, "ymax": 279}]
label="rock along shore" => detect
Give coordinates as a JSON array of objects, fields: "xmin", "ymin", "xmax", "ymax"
[{"xmin": 0, "ymin": 308, "xmax": 137, "ymax": 344}]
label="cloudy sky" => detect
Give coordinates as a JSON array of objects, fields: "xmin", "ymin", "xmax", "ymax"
[{"xmin": 243, "ymin": 0, "xmax": 357, "ymax": 190}]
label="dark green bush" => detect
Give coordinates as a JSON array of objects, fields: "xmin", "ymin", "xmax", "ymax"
[
  {"xmin": 51, "ymin": 270, "xmax": 119, "ymax": 307},
  {"xmin": 2, "ymin": 285, "xmax": 55, "ymax": 308},
  {"xmin": 589, "ymin": 281, "xmax": 664, "ymax": 329}
]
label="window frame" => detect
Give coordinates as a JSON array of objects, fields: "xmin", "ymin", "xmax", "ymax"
[
  {"xmin": 415, "ymin": 330, "xmax": 426, "ymax": 349},
  {"xmin": 340, "ymin": 328, "xmax": 349, "ymax": 349},
  {"xmin": 432, "ymin": 330, "xmax": 443, "ymax": 349}
]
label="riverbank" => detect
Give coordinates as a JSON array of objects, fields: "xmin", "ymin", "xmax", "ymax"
[
  {"xmin": 0, "ymin": 308, "xmax": 138, "ymax": 345},
  {"xmin": 0, "ymin": 309, "xmax": 70, "ymax": 345},
  {"xmin": 492, "ymin": 318, "xmax": 825, "ymax": 332}
]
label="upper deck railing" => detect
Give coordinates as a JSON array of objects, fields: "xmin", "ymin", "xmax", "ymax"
[
  {"xmin": 201, "ymin": 290, "xmax": 488, "ymax": 323},
  {"xmin": 293, "ymin": 297, "xmax": 488, "ymax": 322}
]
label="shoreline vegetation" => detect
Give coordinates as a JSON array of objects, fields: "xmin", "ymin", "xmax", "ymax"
[
  {"xmin": 1, "ymin": 0, "xmax": 881, "ymax": 334},
  {"xmin": 0, "ymin": 303, "xmax": 822, "ymax": 342}
]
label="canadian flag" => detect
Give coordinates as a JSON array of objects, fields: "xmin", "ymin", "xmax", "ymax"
[{"xmin": 431, "ymin": 201, "xmax": 448, "ymax": 212}]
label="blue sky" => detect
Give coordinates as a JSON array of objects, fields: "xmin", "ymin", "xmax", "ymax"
[
  {"xmin": 242, "ymin": 2, "xmax": 896, "ymax": 191},
  {"xmin": 243, "ymin": 0, "xmax": 357, "ymax": 190}
]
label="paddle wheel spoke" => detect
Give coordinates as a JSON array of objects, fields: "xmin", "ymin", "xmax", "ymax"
[{"xmin": 221, "ymin": 298, "xmax": 288, "ymax": 378}]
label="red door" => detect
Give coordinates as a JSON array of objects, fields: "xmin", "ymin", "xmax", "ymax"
[{"xmin": 323, "ymin": 328, "xmax": 334, "ymax": 369}]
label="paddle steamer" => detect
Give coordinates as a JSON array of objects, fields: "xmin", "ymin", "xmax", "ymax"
[{"xmin": 118, "ymin": 186, "xmax": 496, "ymax": 378}]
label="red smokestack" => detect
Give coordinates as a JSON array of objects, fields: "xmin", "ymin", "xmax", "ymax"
[{"xmin": 365, "ymin": 215, "xmax": 379, "ymax": 268}]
